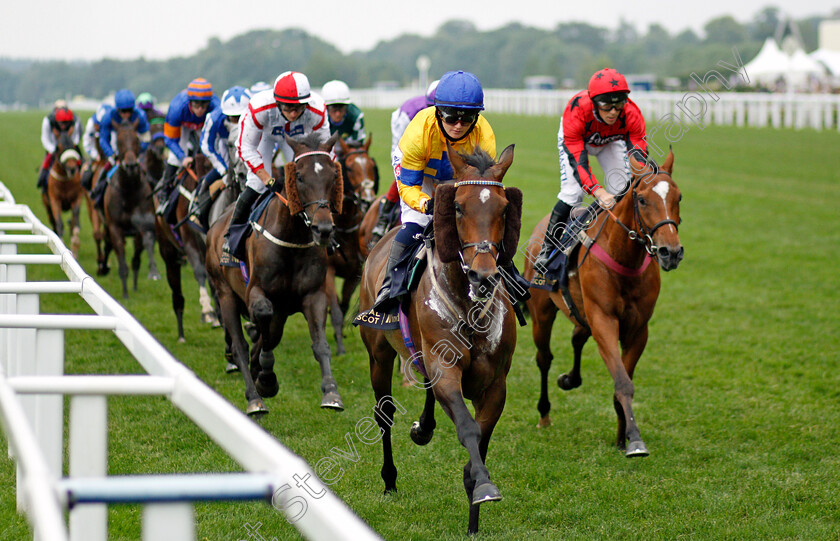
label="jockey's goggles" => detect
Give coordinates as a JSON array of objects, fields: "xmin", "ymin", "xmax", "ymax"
[
  {"xmin": 596, "ymin": 100, "xmax": 626, "ymax": 112},
  {"xmin": 279, "ymin": 102, "xmax": 306, "ymax": 114},
  {"xmin": 437, "ymin": 107, "xmax": 479, "ymax": 126},
  {"xmin": 118, "ymin": 108, "xmax": 133, "ymax": 115}
]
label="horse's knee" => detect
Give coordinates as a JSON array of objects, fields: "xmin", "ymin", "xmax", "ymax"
[
  {"xmin": 250, "ymin": 297, "xmax": 273, "ymax": 323},
  {"xmin": 311, "ymin": 340, "xmax": 330, "ymax": 361}
]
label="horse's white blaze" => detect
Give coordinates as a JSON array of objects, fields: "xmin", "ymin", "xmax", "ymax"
[
  {"xmin": 652, "ymin": 180, "xmax": 677, "ymax": 232},
  {"xmin": 313, "ymin": 162, "xmax": 324, "ymax": 174},
  {"xmin": 479, "ymin": 188, "xmax": 490, "ymax": 204},
  {"xmin": 355, "ymin": 156, "xmax": 367, "ymax": 167}
]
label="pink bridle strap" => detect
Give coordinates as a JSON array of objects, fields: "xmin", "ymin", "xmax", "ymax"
[{"xmin": 589, "ymin": 242, "xmax": 653, "ymax": 277}]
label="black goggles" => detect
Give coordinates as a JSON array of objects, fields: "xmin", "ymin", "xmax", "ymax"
[
  {"xmin": 596, "ymin": 100, "xmax": 626, "ymax": 112},
  {"xmin": 437, "ymin": 107, "xmax": 479, "ymax": 125}
]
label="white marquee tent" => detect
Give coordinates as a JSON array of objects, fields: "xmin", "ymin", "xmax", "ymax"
[{"xmin": 743, "ymin": 38, "xmax": 826, "ymax": 90}]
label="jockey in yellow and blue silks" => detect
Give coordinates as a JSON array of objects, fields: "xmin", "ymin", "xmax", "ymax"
[{"xmin": 371, "ymin": 70, "xmax": 496, "ymax": 312}]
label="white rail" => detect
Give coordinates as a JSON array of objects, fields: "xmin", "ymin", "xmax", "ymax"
[
  {"xmin": 353, "ymin": 88, "xmax": 840, "ymax": 131},
  {"xmin": 0, "ymin": 182, "xmax": 380, "ymax": 541}
]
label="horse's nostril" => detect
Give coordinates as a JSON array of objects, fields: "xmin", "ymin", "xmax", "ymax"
[{"xmin": 467, "ymin": 270, "xmax": 481, "ymax": 284}]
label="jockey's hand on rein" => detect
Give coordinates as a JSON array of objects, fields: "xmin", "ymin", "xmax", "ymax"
[
  {"xmin": 266, "ymin": 177, "xmax": 282, "ymax": 194},
  {"xmin": 424, "ymin": 197, "xmax": 434, "ymax": 215}
]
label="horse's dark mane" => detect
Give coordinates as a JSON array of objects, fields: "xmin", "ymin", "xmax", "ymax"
[{"xmin": 459, "ymin": 147, "xmax": 496, "ymax": 176}]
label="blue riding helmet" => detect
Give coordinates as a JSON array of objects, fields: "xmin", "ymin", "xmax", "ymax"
[
  {"xmin": 433, "ymin": 70, "xmax": 484, "ymax": 110},
  {"xmin": 114, "ymin": 89, "xmax": 136, "ymax": 110}
]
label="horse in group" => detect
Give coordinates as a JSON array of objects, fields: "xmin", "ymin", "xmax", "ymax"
[
  {"xmin": 141, "ymin": 121, "xmax": 166, "ymax": 188},
  {"xmin": 523, "ymin": 150, "xmax": 683, "ymax": 457},
  {"xmin": 205, "ymin": 132, "xmax": 345, "ymax": 416},
  {"xmin": 358, "ymin": 143, "xmax": 521, "ymax": 534},
  {"xmin": 325, "ymin": 136, "xmax": 378, "ymax": 355},
  {"xmin": 154, "ymin": 149, "xmax": 218, "ymax": 342},
  {"xmin": 101, "ymin": 119, "xmax": 161, "ymax": 298},
  {"xmin": 41, "ymin": 131, "xmax": 86, "ymax": 258}
]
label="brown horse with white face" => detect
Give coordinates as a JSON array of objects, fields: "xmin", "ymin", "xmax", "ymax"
[
  {"xmin": 206, "ymin": 133, "xmax": 345, "ymax": 416},
  {"xmin": 359, "ymin": 143, "xmax": 522, "ymax": 535},
  {"xmin": 325, "ymin": 136, "xmax": 378, "ymax": 354},
  {"xmin": 102, "ymin": 119, "xmax": 161, "ymax": 298},
  {"xmin": 42, "ymin": 131, "xmax": 86, "ymax": 258},
  {"xmin": 524, "ymin": 150, "xmax": 683, "ymax": 457}
]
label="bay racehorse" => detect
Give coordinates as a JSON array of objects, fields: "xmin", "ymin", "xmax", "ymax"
[
  {"xmin": 205, "ymin": 132, "xmax": 345, "ymax": 416},
  {"xmin": 358, "ymin": 193, "xmax": 401, "ymax": 258},
  {"xmin": 102, "ymin": 119, "xmax": 161, "ymax": 298},
  {"xmin": 359, "ymin": 143, "xmax": 521, "ymax": 534},
  {"xmin": 325, "ymin": 136, "xmax": 378, "ymax": 355},
  {"xmin": 42, "ymin": 131, "xmax": 86, "ymax": 258},
  {"xmin": 523, "ymin": 150, "xmax": 683, "ymax": 457},
  {"xmin": 154, "ymin": 151, "xmax": 219, "ymax": 342}
]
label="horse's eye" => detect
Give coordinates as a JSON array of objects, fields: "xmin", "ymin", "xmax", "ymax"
[
  {"xmin": 637, "ymin": 196, "xmax": 647, "ymax": 206},
  {"xmin": 454, "ymin": 202, "xmax": 463, "ymax": 217}
]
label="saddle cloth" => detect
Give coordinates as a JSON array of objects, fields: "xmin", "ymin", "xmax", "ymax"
[{"xmin": 219, "ymin": 190, "xmax": 274, "ymax": 267}]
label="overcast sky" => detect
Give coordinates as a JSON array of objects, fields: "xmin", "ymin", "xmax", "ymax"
[{"xmin": 1, "ymin": 0, "xmax": 834, "ymax": 61}]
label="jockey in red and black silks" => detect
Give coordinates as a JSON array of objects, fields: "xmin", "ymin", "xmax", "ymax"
[{"xmin": 533, "ymin": 68, "xmax": 650, "ymax": 271}]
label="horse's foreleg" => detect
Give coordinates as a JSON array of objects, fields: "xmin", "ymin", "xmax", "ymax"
[
  {"xmin": 131, "ymin": 233, "xmax": 144, "ymax": 292},
  {"xmin": 160, "ymin": 241, "xmax": 185, "ymax": 342},
  {"xmin": 183, "ymin": 240, "xmax": 218, "ymax": 326},
  {"xmin": 589, "ymin": 311, "xmax": 646, "ymax": 457},
  {"xmin": 141, "ymin": 221, "xmax": 160, "ymax": 281},
  {"xmin": 108, "ymin": 225, "xmax": 129, "ymax": 298},
  {"xmin": 70, "ymin": 202, "xmax": 81, "ymax": 258},
  {"xmin": 220, "ymin": 286, "xmax": 265, "ymax": 416},
  {"xmin": 617, "ymin": 325, "xmax": 649, "ymax": 457},
  {"xmin": 434, "ymin": 376, "xmax": 498, "ymax": 512},
  {"xmin": 324, "ymin": 269, "xmax": 345, "ymax": 356},
  {"xmin": 49, "ymin": 195, "xmax": 64, "ymax": 239},
  {"xmin": 465, "ymin": 376, "xmax": 507, "ymax": 534},
  {"xmin": 368, "ymin": 342, "xmax": 397, "ymax": 494},
  {"xmin": 248, "ymin": 285, "xmax": 281, "ymax": 399},
  {"xmin": 409, "ymin": 384, "xmax": 436, "ymax": 446},
  {"xmin": 529, "ymin": 291, "xmax": 557, "ymax": 427},
  {"xmin": 560, "ymin": 325, "xmax": 589, "ymax": 390},
  {"xmin": 302, "ymin": 289, "xmax": 343, "ymax": 410}
]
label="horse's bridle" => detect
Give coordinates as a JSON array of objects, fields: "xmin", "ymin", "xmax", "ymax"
[
  {"xmin": 291, "ymin": 150, "xmax": 335, "ymax": 228},
  {"xmin": 340, "ymin": 147, "xmax": 375, "ymax": 214},
  {"xmin": 450, "ymin": 180, "xmax": 507, "ymax": 301},
  {"xmin": 603, "ymin": 172, "xmax": 679, "ymax": 256}
]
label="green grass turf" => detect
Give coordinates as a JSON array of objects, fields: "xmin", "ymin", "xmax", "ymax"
[{"xmin": 0, "ymin": 109, "xmax": 839, "ymax": 540}]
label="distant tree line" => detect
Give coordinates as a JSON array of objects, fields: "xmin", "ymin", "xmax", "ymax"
[{"xmin": 0, "ymin": 7, "xmax": 826, "ymax": 107}]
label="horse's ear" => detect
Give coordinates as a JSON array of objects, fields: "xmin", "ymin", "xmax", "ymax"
[
  {"xmin": 284, "ymin": 162, "xmax": 303, "ymax": 215},
  {"xmin": 338, "ymin": 137, "xmax": 350, "ymax": 156},
  {"xmin": 321, "ymin": 132, "xmax": 340, "ymax": 153},
  {"xmin": 446, "ymin": 141, "xmax": 468, "ymax": 178},
  {"xmin": 661, "ymin": 148, "xmax": 674, "ymax": 175},
  {"xmin": 284, "ymin": 134, "xmax": 304, "ymax": 156},
  {"xmin": 494, "ymin": 144, "xmax": 515, "ymax": 178},
  {"xmin": 498, "ymin": 187, "xmax": 523, "ymax": 267},
  {"xmin": 433, "ymin": 184, "xmax": 459, "ymax": 263},
  {"xmin": 111, "ymin": 119, "xmax": 120, "ymax": 131},
  {"xmin": 331, "ymin": 161, "xmax": 343, "ymax": 213},
  {"xmin": 363, "ymin": 133, "xmax": 372, "ymax": 151}
]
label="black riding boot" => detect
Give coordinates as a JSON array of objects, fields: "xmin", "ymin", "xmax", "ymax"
[
  {"xmin": 534, "ymin": 200, "xmax": 572, "ymax": 270},
  {"xmin": 156, "ymin": 164, "xmax": 178, "ymax": 215},
  {"xmin": 370, "ymin": 198, "xmax": 397, "ymax": 244},
  {"xmin": 37, "ymin": 167, "xmax": 49, "ymax": 193},
  {"xmin": 222, "ymin": 186, "xmax": 260, "ymax": 255},
  {"xmin": 81, "ymin": 167, "xmax": 94, "ymax": 191},
  {"xmin": 372, "ymin": 240, "xmax": 407, "ymax": 312}
]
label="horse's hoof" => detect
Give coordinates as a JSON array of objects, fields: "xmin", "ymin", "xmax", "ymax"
[
  {"xmin": 537, "ymin": 415, "xmax": 551, "ymax": 428},
  {"xmin": 625, "ymin": 440, "xmax": 649, "ymax": 458},
  {"xmin": 201, "ymin": 312, "xmax": 220, "ymax": 326},
  {"xmin": 177, "ymin": 336, "xmax": 186, "ymax": 344},
  {"xmin": 321, "ymin": 391, "xmax": 344, "ymax": 411},
  {"xmin": 557, "ymin": 373, "xmax": 582, "ymax": 390},
  {"xmin": 409, "ymin": 421, "xmax": 434, "ymax": 446},
  {"xmin": 148, "ymin": 271, "xmax": 161, "ymax": 281},
  {"xmin": 225, "ymin": 362, "xmax": 240, "ymax": 373},
  {"xmin": 472, "ymin": 482, "xmax": 502, "ymax": 505},
  {"xmin": 246, "ymin": 399, "xmax": 268, "ymax": 417},
  {"xmin": 255, "ymin": 372, "xmax": 279, "ymax": 398},
  {"xmin": 97, "ymin": 265, "xmax": 110, "ymax": 276}
]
